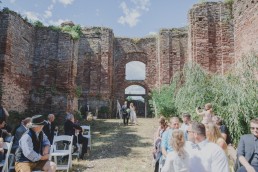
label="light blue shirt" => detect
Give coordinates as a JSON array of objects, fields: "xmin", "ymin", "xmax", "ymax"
[
  {"xmin": 19, "ymin": 131, "xmax": 50, "ymax": 162},
  {"xmin": 161, "ymin": 128, "xmax": 173, "ymax": 153},
  {"xmin": 180, "ymin": 123, "xmax": 189, "ymax": 141}
]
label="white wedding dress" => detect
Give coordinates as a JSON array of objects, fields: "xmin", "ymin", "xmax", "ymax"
[{"xmin": 130, "ymin": 106, "xmax": 137, "ymax": 124}]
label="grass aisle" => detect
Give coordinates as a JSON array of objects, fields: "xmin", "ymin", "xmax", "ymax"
[{"xmin": 72, "ymin": 118, "xmax": 157, "ymax": 172}]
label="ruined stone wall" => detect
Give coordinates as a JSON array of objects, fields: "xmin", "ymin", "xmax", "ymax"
[
  {"xmin": 30, "ymin": 28, "xmax": 79, "ymax": 114},
  {"xmin": 234, "ymin": 0, "xmax": 258, "ymax": 59},
  {"xmin": 159, "ymin": 28, "xmax": 188, "ymax": 85},
  {"xmin": 0, "ymin": 12, "xmax": 35, "ymax": 112},
  {"xmin": 188, "ymin": 2, "xmax": 234, "ymax": 73},
  {"xmin": 77, "ymin": 27, "xmax": 114, "ymax": 114},
  {"xmin": 113, "ymin": 37, "xmax": 157, "ymax": 104}
]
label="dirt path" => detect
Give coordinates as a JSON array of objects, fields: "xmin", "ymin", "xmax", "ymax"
[{"xmin": 72, "ymin": 118, "xmax": 157, "ymax": 172}]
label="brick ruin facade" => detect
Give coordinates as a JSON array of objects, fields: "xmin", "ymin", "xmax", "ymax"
[{"xmin": 0, "ymin": 1, "xmax": 257, "ymax": 117}]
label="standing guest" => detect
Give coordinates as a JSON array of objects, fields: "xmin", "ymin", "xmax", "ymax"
[
  {"xmin": 0, "ymin": 105, "xmax": 9, "ymax": 121},
  {"xmin": 195, "ymin": 103, "xmax": 214, "ymax": 125},
  {"xmin": 0, "ymin": 118, "xmax": 11, "ymax": 162},
  {"xmin": 12, "ymin": 117, "xmax": 32, "ymax": 153},
  {"xmin": 180, "ymin": 113, "xmax": 191, "ymax": 140},
  {"xmin": 236, "ymin": 118, "xmax": 258, "ymax": 172},
  {"xmin": 43, "ymin": 114, "xmax": 56, "ymax": 144},
  {"xmin": 161, "ymin": 117, "xmax": 180, "ymax": 158},
  {"xmin": 186, "ymin": 121, "xmax": 229, "ymax": 172},
  {"xmin": 64, "ymin": 113, "xmax": 88, "ymax": 160},
  {"xmin": 153, "ymin": 116, "xmax": 168, "ymax": 172},
  {"xmin": 15, "ymin": 115, "xmax": 56, "ymax": 172},
  {"xmin": 161, "ymin": 129, "xmax": 189, "ymax": 172},
  {"xmin": 121, "ymin": 101, "xmax": 129, "ymax": 126},
  {"xmin": 206, "ymin": 122, "xmax": 227, "ymax": 152},
  {"xmin": 212, "ymin": 115, "xmax": 232, "ymax": 145}
]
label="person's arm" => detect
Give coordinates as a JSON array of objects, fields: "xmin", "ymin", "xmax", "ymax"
[
  {"xmin": 161, "ymin": 153, "xmax": 173, "ymax": 172},
  {"xmin": 211, "ymin": 144, "xmax": 229, "ymax": 172},
  {"xmin": 195, "ymin": 108, "xmax": 205, "ymax": 116},
  {"xmin": 3, "ymin": 108, "xmax": 9, "ymax": 117},
  {"xmin": 161, "ymin": 130, "xmax": 168, "ymax": 158},
  {"xmin": 237, "ymin": 136, "xmax": 256, "ymax": 172},
  {"xmin": 216, "ymin": 138, "xmax": 227, "ymax": 151}
]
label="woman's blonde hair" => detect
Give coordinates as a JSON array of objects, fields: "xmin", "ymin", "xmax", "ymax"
[
  {"xmin": 171, "ymin": 129, "xmax": 186, "ymax": 157},
  {"xmin": 206, "ymin": 122, "xmax": 222, "ymax": 143}
]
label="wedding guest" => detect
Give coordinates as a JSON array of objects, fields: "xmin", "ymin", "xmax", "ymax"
[
  {"xmin": 186, "ymin": 121, "xmax": 229, "ymax": 172},
  {"xmin": 236, "ymin": 118, "xmax": 258, "ymax": 172},
  {"xmin": 195, "ymin": 103, "xmax": 214, "ymax": 125},
  {"xmin": 43, "ymin": 114, "xmax": 56, "ymax": 144},
  {"xmin": 15, "ymin": 115, "xmax": 56, "ymax": 172},
  {"xmin": 161, "ymin": 129, "xmax": 189, "ymax": 172}
]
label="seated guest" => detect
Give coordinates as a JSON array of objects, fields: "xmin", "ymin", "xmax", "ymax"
[
  {"xmin": 15, "ymin": 115, "xmax": 56, "ymax": 172},
  {"xmin": 0, "ymin": 118, "xmax": 11, "ymax": 162},
  {"xmin": 186, "ymin": 121, "xmax": 229, "ymax": 172},
  {"xmin": 64, "ymin": 113, "xmax": 88, "ymax": 160},
  {"xmin": 236, "ymin": 118, "xmax": 258, "ymax": 172},
  {"xmin": 161, "ymin": 129, "xmax": 189, "ymax": 172},
  {"xmin": 43, "ymin": 114, "xmax": 56, "ymax": 144},
  {"xmin": 12, "ymin": 117, "xmax": 32, "ymax": 153}
]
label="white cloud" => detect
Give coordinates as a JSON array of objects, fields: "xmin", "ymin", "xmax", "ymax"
[
  {"xmin": 96, "ymin": 9, "xmax": 100, "ymax": 16},
  {"xmin": 58, "ymin": 0, "xmax": 74, "ymax": 6},
  {"xmin": 9, "ymin": 0, "xmax": 16, "ymax": 4},
  {"xmin": 24, "ymin": 11, "xmax": 40, "ymax": 21},
  {"xmin": 44, "ymin": 4, "xmax": 54, "ymax": 19},
  {"xmin": 118, "ymin": 0, "xmax": 150, "ymax": 27},
  {"xmin": 49, "ymin": 19, "xmax": 69, "ymax": 26}
]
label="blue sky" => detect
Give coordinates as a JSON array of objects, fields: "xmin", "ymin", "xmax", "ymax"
[{"xmin": 1, "ymin": 0, "xmax": 220, "ymax": 38}]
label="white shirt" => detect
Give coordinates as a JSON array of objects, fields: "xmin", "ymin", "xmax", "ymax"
[
  {"xmin": 161, "ymin": 150, "xmax": 189, "ymax": 172},
  {"xmin": 185, "ymin": 140, "xmax": 229, "ymax": 172}
]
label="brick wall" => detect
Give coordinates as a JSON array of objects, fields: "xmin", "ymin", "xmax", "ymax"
[
  {"xmin": 188, "ymin": 2, "xmax": 234, "ymax": 73},
  {"xmin": 234, "ymin": 0, "xmax": 258, "ymax": 59}
]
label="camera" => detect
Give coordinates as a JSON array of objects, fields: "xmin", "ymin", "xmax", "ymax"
[{"xmin": 197, "ymin": 106, "xmax": 201, "ymax": 110}]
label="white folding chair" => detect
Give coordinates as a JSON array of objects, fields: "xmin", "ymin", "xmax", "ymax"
[
  {"xmin": 50, "ymin": 135, "xmax": 73, "ymax": 172},
  {"xmin": 64, "ymin": 132, "xmax": 81, "ymax": 160},
  {"xmin": 81, "ymin": 125, "xmax": 92, "ymax": 150},
  {"xmin": 0, "ymin": 136, "xmax": 14, "ymax": 172}
]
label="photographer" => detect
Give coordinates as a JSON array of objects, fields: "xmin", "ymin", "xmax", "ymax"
[{"xmin": 196, "ymin": 103, "xmax": 214, "ymax": 125}]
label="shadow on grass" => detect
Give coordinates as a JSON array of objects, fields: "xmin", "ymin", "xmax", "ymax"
[{"xmin": 87, "ymin": 119, "xmax": 152, "ymax": 160}]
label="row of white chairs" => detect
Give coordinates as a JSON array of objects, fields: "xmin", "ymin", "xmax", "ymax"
[{"xmin": 4, "ymin": 125, "xmax": 91, "ymax": 172}]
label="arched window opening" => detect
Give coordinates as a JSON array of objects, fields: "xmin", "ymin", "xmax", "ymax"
[{"xmin": 125, "ymin": 61, "xmax": 146, "ymax": 80}]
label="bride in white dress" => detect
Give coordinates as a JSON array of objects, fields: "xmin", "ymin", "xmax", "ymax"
[{"xmin": 129, "ymin": 103, "xmax": 138, "ymax": 125}]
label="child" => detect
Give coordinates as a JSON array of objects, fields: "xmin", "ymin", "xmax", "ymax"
[
  {"xmin": 196, "ymin": 103, "xmax": 214, "ymax": 125},
  {"xmin": 161, "ymin": 129, "xmax": 189, "ymax": 172}
]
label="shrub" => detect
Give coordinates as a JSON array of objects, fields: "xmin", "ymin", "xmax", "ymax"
[{"xmin": 151, "ymin": 53, "xmax": 258, "ymax": 145}]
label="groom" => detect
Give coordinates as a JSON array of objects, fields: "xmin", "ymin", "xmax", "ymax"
[{"xmin": 121, "ymin": 101, "xmax": 129, "ymax": 126}]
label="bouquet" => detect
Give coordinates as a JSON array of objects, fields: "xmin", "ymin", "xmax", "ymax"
[{"xmin": 126, "ymin": 108, "xmax": 130, "ymax": 113}]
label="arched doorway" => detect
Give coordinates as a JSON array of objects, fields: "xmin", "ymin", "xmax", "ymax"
[{"xmin": 125, "ymin": 85, "xmax": 147, "ymax": 117}]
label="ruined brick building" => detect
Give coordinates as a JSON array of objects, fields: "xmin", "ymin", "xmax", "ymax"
[{"xmin": 0, "ymin": 1, "xmax": 257, "ymax": 117}]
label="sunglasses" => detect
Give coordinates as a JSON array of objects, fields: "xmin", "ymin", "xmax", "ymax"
[
  {"xmin": 187, "ymin": 130, "xmax": 194, "ymax": 134},
  {"xmin": 250, "ymin": 127, "xmax": 258, "ymax": 130}
]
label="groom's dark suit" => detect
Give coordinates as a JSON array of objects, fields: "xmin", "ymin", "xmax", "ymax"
[
  {"xmin": 121, "ymin": 104, "xmax": 129, "ymax": 125},
  {"xmin": 237, "ymin": 134, "xmax": 258, "ymax": 171},
  {"xmin": 43, "ymin": 121, "xmax": 56, "ymax": 144}
]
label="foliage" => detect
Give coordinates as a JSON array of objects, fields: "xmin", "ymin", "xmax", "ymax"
[
  {"xmin": 8, "ymin": 110, "xmax": 28, "ymax": 130},
  {"xmin": 151, "ymin": 54, "xmax": 258, "ymax": 145},
  {"xmin": 32, "ymin": 20, "xmax": 44, "ymax": 28},
  {"xmin": 61, "ymin": 25, "xmax": 82, "ymax": 40},
  {"xmin": 75, "ymin": 86, "xmax": 82, "ymax": 97},
  {"xmin": 48, "ymin": 25, "xmax": 61, "ymax": 31}
]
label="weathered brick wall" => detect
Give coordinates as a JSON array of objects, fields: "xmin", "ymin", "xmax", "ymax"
[
  {"xmin": 188, "ymin": 2, "xmax": 234, "ymax": 73},
  {"xmin": 234, "ymin": 0, "xmax": 258, "ymax": 59},
  {"xmin": 159, "ymin": 28, "xmax": 188, "ymax": 85},
  {"xmin": 30, "ymin": 28, "xmax": 79, "ymax": 114},
  {"xmin": 77, "ymin": 27, "xmax": 114, "ymax": 114},
  {"xmin": 113, "ymin": 37, "xmax": 157, "ymax": 104},
  {"xmin": 0, "ymin": 12, "xmax": 34, "ymax": 112}
]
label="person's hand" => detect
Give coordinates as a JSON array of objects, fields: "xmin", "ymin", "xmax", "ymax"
[
  {"xmin": 245, "ymin": 165, "xmax": 256, "ymax": 172},
  {"xmin": 40, "ymin": 154, "xmax": 49, "ymax": 160}
]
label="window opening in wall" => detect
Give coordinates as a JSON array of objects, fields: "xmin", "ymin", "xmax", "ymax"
[{"xmin": 125, "ymin": 61, "xmax": 145, "ymax": 80}]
